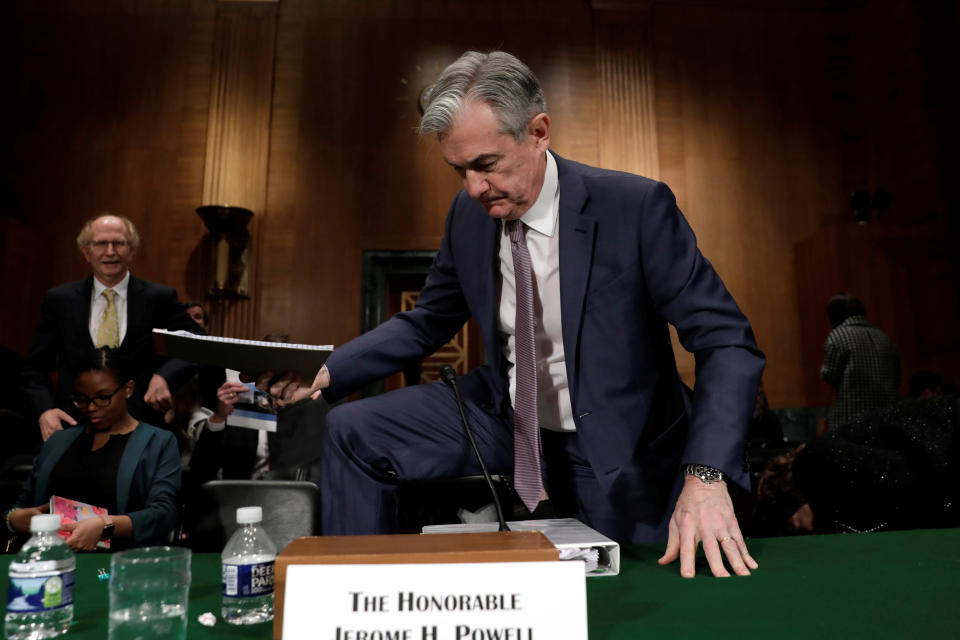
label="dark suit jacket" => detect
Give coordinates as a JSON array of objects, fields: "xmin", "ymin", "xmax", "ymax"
[
  {"xmin": 792, "ymin": 395, "xmax": 960, "ymax": 534},
  {"xmin": 21, "ymin": 274, "xmax": 205, "ymax": 425},
  {"xmin": 189, "ymin": 398, "xmax": 331, "ymax": 483},
  {"xmin": 13, "ymin": 422, "xmax": 181, "ymax": 548},
  {"xmin": 324, "ymin": 153, "xmax": 765, "ymax": 516}
]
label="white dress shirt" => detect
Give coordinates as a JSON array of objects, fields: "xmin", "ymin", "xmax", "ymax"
[
  {"xmin": 498, "ymin": 151, "xmax": 575, "ymax": 432},
  {"xmin": 89, "ymin": 271, "xmax": 130, "ymax": 346}
]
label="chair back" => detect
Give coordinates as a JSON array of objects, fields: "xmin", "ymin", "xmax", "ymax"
[{"xmin": 185, "ymin": 480, "xmax": 321, "ymax": 553}]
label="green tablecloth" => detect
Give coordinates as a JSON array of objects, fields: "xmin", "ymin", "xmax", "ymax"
[{"xmin": 4, "ymin": 528, "xmax": 958, "ymax": 639}]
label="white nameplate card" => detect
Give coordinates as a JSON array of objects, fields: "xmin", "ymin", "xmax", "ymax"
[{"xmin": 282, "ymin": 561, "xmax": 587, "ymax": 640}]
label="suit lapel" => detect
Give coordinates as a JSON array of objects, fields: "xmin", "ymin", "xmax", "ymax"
[
  {"xmin": 77, "ymin": 278, "xmax": 96, "ymax": 350},
  {"xmin": 477, "ymin": 216, "xmax": 501, "ymax": 365},
  {"xmin": 556, "ymin": 154, "xmax": 596, "ymax": 379},
  {"xmin": 123, "ymin": 275, "xmax": 145, "ymax": 348},
  {"xmin": 116, "ymin": 424, "xmax": 151, "ymax": 513},
  {"xmin": 34, "ymin": 428, "xmax": 84, "ymax": 501}
]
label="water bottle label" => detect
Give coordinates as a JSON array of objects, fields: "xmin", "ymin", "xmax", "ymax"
[
  {"xmin": 6, "ymin": 570, "xmax": 75, "ymax": 612},
  {"xmin": 222, "ymin": 561, "xmax": 274, "ymax": 598}
]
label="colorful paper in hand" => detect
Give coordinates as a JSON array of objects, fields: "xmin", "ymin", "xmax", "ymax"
[{"xmin": 49, "ymin": 495, "xmax": 111, "ymax": 550}]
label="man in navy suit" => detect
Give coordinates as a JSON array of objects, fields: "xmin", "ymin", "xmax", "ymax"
[
  {"xmin": 21, "ymin": 214, "xmax": 206, "ymax": 441},
  {"xmin": 306, "ymin": 51, "xmax": 765, "ymax": 577}
]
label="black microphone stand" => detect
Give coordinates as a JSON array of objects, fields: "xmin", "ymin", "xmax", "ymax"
[{"xmin": 439, "ymin": 365, "xmax": 510, "ymax": 532}]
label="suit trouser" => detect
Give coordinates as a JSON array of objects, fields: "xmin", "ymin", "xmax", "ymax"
[
  {"xmin": 320, "ymin": 382, "xmax": 513, "ymax": 536},
  {"xmin": 319, "ymin": 381, "xmax": 679, "ymax": 544}
]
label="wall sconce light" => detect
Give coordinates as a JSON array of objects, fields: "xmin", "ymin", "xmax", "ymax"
[
  {"xmin": 417, "ymin": 84, "xmax": 435, "ymax": 115},
  {"xmin": 196, "ymin": 205, "xmax": 253, "ymax": 299}
]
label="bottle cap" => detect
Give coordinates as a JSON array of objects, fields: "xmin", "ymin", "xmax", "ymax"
[
  {"xmin": 31, "ymin": 514, "xmax": 62, "ymax": 532},
  {"xmin": 236, "ymin": 506, "xmax": 263, "ymax": 524}
]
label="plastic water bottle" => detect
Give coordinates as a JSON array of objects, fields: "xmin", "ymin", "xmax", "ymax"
[
  {"xmin": 221, "ymin": 506, "xmax": 277, "ymax": 625},
  {"xmin": 5, "ymin": 514, "xmax": 75, "ymax": 639}
]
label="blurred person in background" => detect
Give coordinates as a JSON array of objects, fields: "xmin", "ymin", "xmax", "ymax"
[
  {"xmin": 754, "ymin": 394, "xmax": 958, "ymax": 536},
  {"xmin": 821, "ymin": 293, "xmax": 900, "ymax": 428}
]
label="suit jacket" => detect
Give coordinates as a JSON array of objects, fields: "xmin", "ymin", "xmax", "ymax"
[
  {"xmin": 189, "ymin": 398, "xmax": 331, "ymax": 483},
  {"xmin": 793, "ymin": 394, "xmax": 959, "ymax": 533},
  {"xmin": 324, "ymin": 153, "xmax": 765, "ymax": 513},
  {"xmin": 21, "ymin": 274, "xmax": 205, "ymax": 424},
  {"xmin": 820, "ymin": 315, "xmax": 900, "ymax": 427},
  {"xmin": 13, "ymin": 422, "xmax": 181, "ymax": 548}
]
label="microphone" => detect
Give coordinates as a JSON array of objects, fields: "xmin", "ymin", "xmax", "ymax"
[{"xmin": 439, "ymin": 364, "xmax": 510, "ymax": 532}]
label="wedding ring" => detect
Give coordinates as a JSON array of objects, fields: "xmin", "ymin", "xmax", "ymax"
[{"xmin": 719, "ymin": 536, "xmax": 733, "ymax": 543}]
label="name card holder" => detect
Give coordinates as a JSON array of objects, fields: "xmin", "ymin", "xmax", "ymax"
[{"xmin": 274, "ymin": 532, "xmax": 560, "ymax": 640}]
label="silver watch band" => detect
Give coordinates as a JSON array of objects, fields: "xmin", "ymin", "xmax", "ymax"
[{"xmin": 683, "ymin": 463, "xmax": 725, "ymax": 484}]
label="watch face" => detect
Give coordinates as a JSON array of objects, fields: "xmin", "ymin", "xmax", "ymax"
[
  {"xmin": 101, "ymin": 523, "xmax": 115, "ymax": 540},
  {"xmin": 686, "ymin": 464, "xmax": 723, "ymax": 483}
]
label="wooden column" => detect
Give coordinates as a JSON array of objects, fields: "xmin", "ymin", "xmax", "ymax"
[
  {"xmin": 593, "ymin": 2, "xmax": 689, "ymax": 378},
  {"xmin": 592, "ymin": 1, "xmax": 660, "ymax": 180},
  {"xmin": 201, "ymin": 0, "xmax": 278, "ymax": 338}
]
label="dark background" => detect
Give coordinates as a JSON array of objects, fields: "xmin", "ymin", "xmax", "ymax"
[{"xmin": 1, "ymin": 0, "xmax": 957, "ymax": 409}]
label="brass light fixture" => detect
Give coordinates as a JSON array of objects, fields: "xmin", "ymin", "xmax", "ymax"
[{"xmin": 196, "ymin": 205, "xmax": 253, "ymax": 299}]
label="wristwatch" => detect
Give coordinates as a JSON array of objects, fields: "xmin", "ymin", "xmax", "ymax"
[
  {"xmin": 100, "ymin": 514, "xmax": 115, "ymax": 541},
  {"xmin": 683, "ymin": 463, "xmax": 725, "ymax": 484}
]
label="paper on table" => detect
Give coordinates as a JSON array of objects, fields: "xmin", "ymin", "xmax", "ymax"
[{"xmin": 559, "ymin": 547, "xmax": 600, "ymax": 574}]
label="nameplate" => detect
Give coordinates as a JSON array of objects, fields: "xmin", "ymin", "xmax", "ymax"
[{"xmin": 281, "ymin": 561, "xmax": 587, "ymax": 640}]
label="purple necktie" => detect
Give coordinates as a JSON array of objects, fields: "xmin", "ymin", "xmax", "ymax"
[{"xmin": 508, "ymin": 219, "xmax": 543, "ymax": 512}]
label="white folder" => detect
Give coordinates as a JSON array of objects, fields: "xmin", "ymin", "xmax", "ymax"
[{"xmin": 422, "ymin": 517, "xmax": 621, "ymax": 577}]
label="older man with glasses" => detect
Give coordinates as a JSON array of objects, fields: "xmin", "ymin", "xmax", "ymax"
[{"xmin": 21, "ymin": 213, "xmax": 209, "ymax": 443}]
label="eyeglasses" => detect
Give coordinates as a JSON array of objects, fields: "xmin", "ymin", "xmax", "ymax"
[
  {"xmin": 72, "ymin": 385, "xmax": 125, "ymax": 409},
  {"xmin": 87, "ymin": 240, "xmax": 130, "ymax": 250}
]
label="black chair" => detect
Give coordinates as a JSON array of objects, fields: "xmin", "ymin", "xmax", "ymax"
[
  {"xmin": 261, "ymin": 457, "xmax": 323, "ymax": 487},
  {"xmin": 0, "ymin": 454, "xmax": 34, "ymax": 514},
  {"xmin": 396, "ymin": 474, "xmax": 524, "ymax": 533},
  {"xmin": 183, "ymin": 480, "xmax": 321, "ymax": 553}
]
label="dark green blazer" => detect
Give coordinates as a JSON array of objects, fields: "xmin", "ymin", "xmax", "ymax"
[{"xmin": 14, "ymin": 423, "xmax": 181, "ymax": 548}]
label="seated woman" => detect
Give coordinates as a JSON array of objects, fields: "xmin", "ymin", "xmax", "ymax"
[
  {"xmin": 753, "ymin": 394, "xmax": 959, "ymax": 536},
  {"xmin": 3, "ymin": 347, "xmax": 180, "ymax": 551}
]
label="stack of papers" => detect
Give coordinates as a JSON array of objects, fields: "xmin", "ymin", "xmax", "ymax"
[{"xmin": 152, "ymin": 329, "xmax": 332, "ymax": 378}]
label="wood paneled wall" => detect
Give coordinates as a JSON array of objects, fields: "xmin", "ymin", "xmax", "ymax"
[
  {"xmin": 255, "ymin": 0, "xmax": 600, "ymax": 347},
  {"xmin": 200, "ymin": 0, "xmax": 279, "ymax": 339},
  {"xmin": 1, "ymin": 0, "xmax": 955, "ymax": 408},
  {"xmin": 1, "ymin": 0, "xmax": 217, "ymax": 340},
  {"xmin": 653, "ymin": 4, "xmax": 859, "ymax": 403}
]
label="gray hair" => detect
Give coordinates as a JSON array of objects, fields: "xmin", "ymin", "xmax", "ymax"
[
  {"xmin": 76, "ymin": 213, "xmax": 141, "ymax": 252},
  {"xmin": 420, "ymin": 51, "xmax": 546, "ymax": 142}
]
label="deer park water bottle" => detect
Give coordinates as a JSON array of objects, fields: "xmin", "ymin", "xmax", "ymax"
[
  {"xmin": 221, "ymin": 506, "xmax": 277, "ymax": 625},
  {"xmin": 5, "ymin": 514, "xmax": 75, "ymax": 639}
]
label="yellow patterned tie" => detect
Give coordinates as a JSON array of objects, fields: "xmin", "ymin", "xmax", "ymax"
[{"xmin": 96, "ymin": 289, "xmax": 120, "ymax": 348}]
